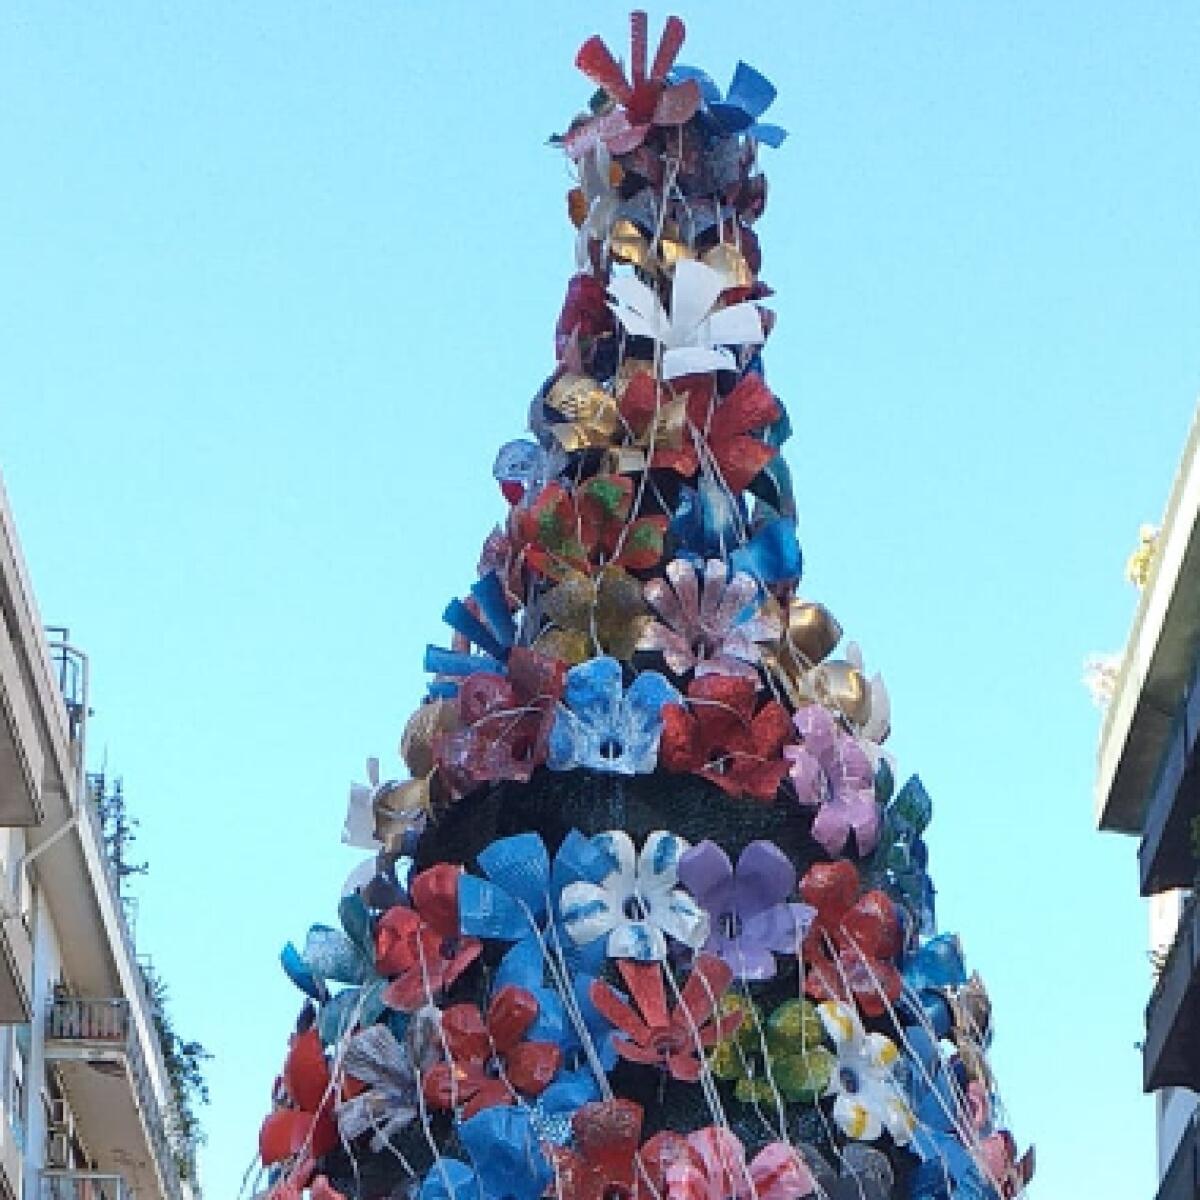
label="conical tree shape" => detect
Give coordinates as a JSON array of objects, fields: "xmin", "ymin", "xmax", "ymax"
[{"xmin": 256, "ymin": 14, "xmax": 1032, "ymax": 1200}]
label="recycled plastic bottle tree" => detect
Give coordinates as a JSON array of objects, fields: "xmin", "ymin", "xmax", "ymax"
[{"xmin": 257, "ymin": 15, "xmax": 1034, "ymax": 1200}]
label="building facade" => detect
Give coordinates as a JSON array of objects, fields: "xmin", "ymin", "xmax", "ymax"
[
  {"xmin": 1095, "ymin": 411, "xmax": 1200, "ymax": 1199},
  {"xmin": 0, "ymin": 474, "xmax": 192, "ymax": 1200}
]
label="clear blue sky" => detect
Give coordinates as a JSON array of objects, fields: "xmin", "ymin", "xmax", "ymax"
[{"xmin": 3, "ymin": 3, "xmax": 1199, "ymax": 1197}]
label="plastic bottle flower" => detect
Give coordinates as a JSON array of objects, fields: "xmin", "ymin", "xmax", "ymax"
[
  {"xmin": 547, "ymin": 1099, "xmax": 646, "ymax": 1200},
  {"xmin": 421, "ymin": 984, "xmax": 562, "ymax": 1118},
  {"xmin": 514, "ymin": 475, "xmax": 667, "ymax": 581},
  {"xmin": 607, "ymin": 258, "xmax": 766, "ymax": 379},
  {"xmin": 800, "ymin": 861, "xmax": 902, "ymax": 1020},
  {"xmin": 678, "ymin": 371, "xmax": 782, "ymax": 495},
  {"xmin": 434, "ymin": 649, "xmax": 566, "ymax": 795},
  {"xmin": 659, "ymin": 675, "xmax": 792, "ymax": 801},
  {"xmin": 670, "ymin": 61, "xmax": 788, "ymax": 146},
  {"xmin": 565, "ymin": 13, "xmax": 700, "ymax": 158},
  {"xmin": 708, "ymin": 996, "xmax": 833, "ymax": 1105},
  {"xmin": 676, "ymin": 839, "xmax": 812, "ymax": 980},
  {"xmin": 560, "ymin": 829, "xmax": 708, "ymax": 960},
  {"xmin": 536, "ymin": 566, "xmax": 650, "ymax": 665},
  {"xmin": 639, "ymin": 559, "xmax": 781, "ymax": 681},
  {"xmin": 784, "ymin": 704, "xmax": 881, "ymax": 858},
  {"xmin": 817, "ymin": 1001, "xmax": 915, "ymax": 1146},
  {"xmin": 376, "ymin": 865, "xmax": 482, "ymax": 1012},
  {"xmin": 418, "ymin": 1107, "xmax": 551, "ymax": 1200},
  {"xmin": 661, "ymin": 1127, "xmax": 815, "ymax": 1200},
  {"xmin": 260, "ymin": 1029, "xmax": 339, "ymax": 1169},
  {"xmin": 336, "ymin": 1010, "xmax": 440, "ymax": 1150},
  {"xmin": 589, "ymin": 954, "xmax": 741, "ymax": 1081},
  {"xmin": 548, "ymin": 656, "xmax": 679, "ymax": 774}
]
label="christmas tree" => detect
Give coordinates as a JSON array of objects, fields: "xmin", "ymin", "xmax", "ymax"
[{"xmin": 257, "ymin": 15, "xmax": 1033, "ymax": 1200}]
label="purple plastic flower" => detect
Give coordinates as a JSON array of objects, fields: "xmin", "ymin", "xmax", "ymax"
[
  {"xmin": 784, "ymin": 705, "xmax": 880, "ymax": 857},
  {"xmin": 676, "ymin": 839, "xmax": 813, "ymax": 981}
]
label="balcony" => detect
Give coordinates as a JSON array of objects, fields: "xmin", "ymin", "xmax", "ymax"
[
  {"xmin": 1139, "ymin": 644, "xmax": 1200, "ymax": 896},
  {"xmin": 1145, "ymin": 891, "xmax": 1200, "ymax": 1092},
  {"xmin": 45, "ymin": 998, "xmax": 183, "ymax": 1200},
  {"xmin": 41, "ymin": 1172, "xmax": 131, "ymax": 1200},
  {"xmin": 1154, "ymin": 1110, "xmax": 1200, "ymax": 1200}
]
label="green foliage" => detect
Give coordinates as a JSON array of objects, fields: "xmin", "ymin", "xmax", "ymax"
[{"xmin": 141, "ymin": 961, "xmax": 211, "ymax": 1187}]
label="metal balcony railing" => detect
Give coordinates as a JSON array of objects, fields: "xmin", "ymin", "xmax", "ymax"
[
  {"xmin": 47, "ymin": 998, "xmax": 185, "ymax": 1200},
  {"xmin": 41, "ymin": 1171, "xmax": 131, "ymax": 1200}
]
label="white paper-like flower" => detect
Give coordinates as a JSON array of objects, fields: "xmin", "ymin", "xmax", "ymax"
[
  {"xmin": 559, "ymin": 829, "xmax": 709, "ymax": 961},
  {"xmin": 344, "ymin": 757, "xmax": 385, "ymax": 850},
  {"xmin": 607, "ymin": 258, "xmax": 765, "ymax": 379},
  {"xmin": 1083, "ymin": 652, "xmax": 1120, "ymax": 709},
  {"xmin": 818, "ymin": 1000, "xmax": 916, "ymax": 1145}
]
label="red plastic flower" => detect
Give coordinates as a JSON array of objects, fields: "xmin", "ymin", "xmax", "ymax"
[
  {"xmin": 259, "ymin": 1029, "xmax": 338, "ymax": 1169},
  {"xmin": 680, "ymin": 372, "xmax": 781, "ymax": 495},
  {"xmin": 549, "ymin": 1099, "xmax": 646, "ymax": 1200},
  {"xmin": 659, "ymin": 675, "xmax": 792, "ymax": 801},
  {"xmin": 435, "ymin": 648, "xmax": 566, "ymax": 795},
  {"xmin": 422, "ymin": 985, "xmax": 561, "ymax": 1118},
  {"xmin": 556, "ymin": 274, "xmax": 616, "ymax": 362},
  {"xmin": 799, "ymin": 861, "xmax": 902, "ymax": 1019},
  {"xmin": 589, "ymin": 954, "xmax": 741, "ymax": 1081},
  {"xmin": 376, "ymin": 864, "xmax": 482, "ymax": 1012},
  {"xmin": 513, "ymin": 475, "xmax": 667, "ymax": 581},
  {"xmin": 565, "ymin": 13, "xmax": 700, "ymax": 158}
]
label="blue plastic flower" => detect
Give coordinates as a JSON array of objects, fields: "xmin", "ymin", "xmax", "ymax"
[
  {"xmin": 547, "ymin": 656, "xmax": 679, "ymax": 775},
  {"xmin": 671, "ymin": 61, "xmax": 787, "ymax": 146},
  {"xmin": 670, "ymin": 479, "xmax": 802, "ymax": 588},
  {"xmin": 419, "ymin": 1108, "xmax": 551, "ymax": 1200},
  {"xmin": 458, "ymin": 830, "xmax": 609, "ymax": 977},
  {"xmin": 424, "ymin": 571, "xmax": 517, "ymax": 698},
  {"xmin": 904, "ymin": 1026, "xmax": 999, "ymax": 1200},
  {"xmin": 280, "ymin": 893, "xmax": 387, "ymax": 1043}
]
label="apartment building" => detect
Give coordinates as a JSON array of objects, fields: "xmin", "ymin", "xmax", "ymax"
[
  {"xmin": 1095, "ymin": 409, "xmax": 1200, "ymax": 1200},
  {"xmin": 0, "ymin": 474, "xmax": 192, "ymax": 1200}
]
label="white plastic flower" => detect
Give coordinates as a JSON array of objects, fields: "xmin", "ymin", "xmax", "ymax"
[
  {"xmin": 344, "ymin": 757, "xmax": 386, "ymax": 850},
  {"xmin": 607, "ymin": 258, "xmax": 765, "ymax": 379},
  {"xmin": 559, "ymin": 829, "xmax": 709, "ymax": 961},
  {"xmin": 818, "ymin": 1000, "xmax": 916, "ymax": 1145}
]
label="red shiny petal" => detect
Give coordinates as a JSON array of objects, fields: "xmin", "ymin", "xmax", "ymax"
[
  {"xmin": 574, "ymin": 1099, "xmax": 643, "ymax": 1183},
  {"xmin": 375, "ymin": 905, "xmax": 421, "ymax": 975},
  {"xmin": 658, "ymin": 706, "xmax": 701, "ymax": 774},
  {"xmin": 841, "ymin": 890, "xmax": 900, "ymax": 960},
  {"xmin": 727, "ymin": 757, "xmax": 790, "ymax": 803},
  {"xmin": 575, "ymin": 36, "xmax": 632, "ymax": 104},
  {"xmin": 487, "ymin": 985, "xmax": 540, "ymax": 1051},
  {"xmin": 505, "ymin": 1040, "xmax": 561, "ymax": 1095},
  {"xmin": 666, "ymin": 1049, "xmax": 703, "ymax": 1082},
  {"xmin": 618, "ymin": 959, "xmax": 670, "ymax": 1031},
  {"xmin": 421, "ymin": 1062, "xmax": 458, "ymax": 1110},
  {"xmin": 590, "ymin": 979, "xmax": 652, "ymax": 1044},
  {"xmin": 614, "ymin": 1038, "xmax": 662, "ymax": 1067},
  {"xmin": 853, "ymin": 960, "xmax": 902, "ymax": 1018},
  {"xmin": 803, "ymin": 949, "xmax": 848, "ymax": 1005},
  {"xmin": 259, "ymin": 1110, "xmax": 306, "ymax": 1166},
  {"xmin": 441, "ymin": 1003, "xmax": 490, "ymax": 1064},
  {"xmin": 412, "ymin": 864, "xmax": 462, "ymax": 937},
  {"xmin": 749, "ymin": 701, "xmax": 793, "ymax": 759},
  {"xmin": 439, "ymin": 938, "xmax": 483, "ymax": 993},
  {"xmin": 650, "ymin": 15, "xmax": 686, "ymax": 81},
  {"xmin": 629, "ymin": 11, "xmax": 648, "ymax": 86},
  {"xmin": 284, "ymin": 1030, "xmax": 330, "ymax": 1114},
  {"xmin": 462, "ymin": 1079, "xmax": 514, "ymax": 1119},
  {"xmin": 799, "ymin": 861, "xmax": 859, "ymax": 931},
  {"xmin": 675, "ymin": 953, "xmax": 733, "ymax": 1032}
]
